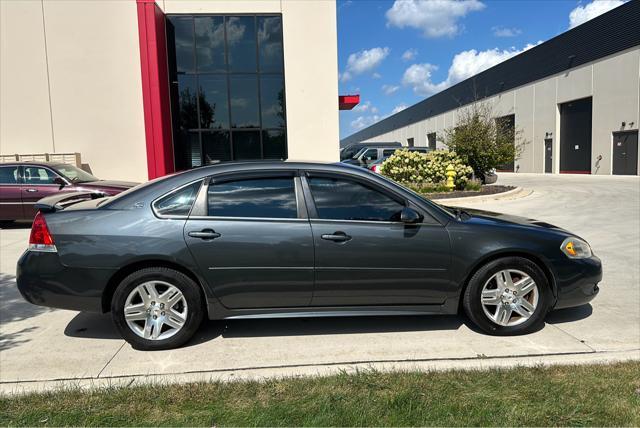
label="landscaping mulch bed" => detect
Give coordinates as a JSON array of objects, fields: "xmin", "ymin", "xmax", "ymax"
[{"xmin": 428, "ymin": 184, "xmax": 515, "ymax": 200}]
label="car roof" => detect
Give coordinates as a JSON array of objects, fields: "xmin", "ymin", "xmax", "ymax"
[{"xmin": 0, "ymin": 161, "xmax": 66, "ymax": 168}]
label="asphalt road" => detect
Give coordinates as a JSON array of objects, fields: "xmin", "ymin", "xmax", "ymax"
[{"xmin": 1, "ymin": 173, "xmax": 638, "ymax": 394}]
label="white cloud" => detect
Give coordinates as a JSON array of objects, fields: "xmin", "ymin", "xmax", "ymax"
[
  {"xmin": 386, "ymin": 0, "xmax": 485, "ymax": 38},
  {"xmin": 402, "ymin": 42, "xmax": 540, "ymax": 96},
  {"xmin": 351, "ymin": 115, "xmax": 381, "ymax": 130},
  {"xmin": 382, "ymin": 84, "xmax": 400, "ymax": 95},
  {"xmin": 372, "ymin": 72, "xmax": 382, "ymax": 79},
  {"xmin": 569, "ymin": 0, "xmax": 624, "ymax": 28},
  {"xmin": 340, "ymin": 47, "xmax": 390, "ymax": 82},
  {"xmin": 353, "ymin": 100, "xmax": 379, "ymax": 114},
  {"xmin": 392, "ymin": 104, "xmax": 409, "ymax": 114},
  {"xmin": 401, "ymin": 48, "xmax": 418, "ymax": 61},
  {"xmin": 492, "ymin": 26, "xmax": 521, "ymax": 37}
]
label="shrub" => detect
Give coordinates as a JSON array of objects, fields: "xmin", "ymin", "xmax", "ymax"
[
  {"xmin": 439, "ymin": 101, "xmax": 528, "ymax": 180},
  {"xmin": 380, "ymin": 149, "xmax": 473, "ymax": 190}
]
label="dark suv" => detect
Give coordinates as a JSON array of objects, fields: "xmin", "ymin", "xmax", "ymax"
[{"xmin": 0, "ymin": 162, "xmax": 137, "ymax": 221}]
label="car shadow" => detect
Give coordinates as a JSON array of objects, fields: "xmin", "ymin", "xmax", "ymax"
[
  {"xmin": 64, "ymin": 312, "xmax": 464, "ymax": 347},
  {"xmin": 0, "ymin": 221, "xmax": 32, "ymax": 230},
  {"xmin": 546, "ymin": 304, "xmax": 593, "ymax": 324}
]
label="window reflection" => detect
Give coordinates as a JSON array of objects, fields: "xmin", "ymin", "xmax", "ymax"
[
  {"xmin": 208, "ymin": 178, "xmax": 297, "ymax": 218},
  {"xmin": 308, "ymin": 177, "xmax": 404, "ymax": 222},
  {"xmin": 260, "ymin": 76, "xmax": 285, "ymax": 128},
  {"xmin": 226, "ymin": 16, "xmax": 257, "ymax": 72},
  {"xmin": 167, "ymin": 14, "xmax": 286, "ymax": 168},
  {"xmin": 198, "ymin": 75, "xmax": 229, "ymax": 129},
  {"xmin": 230, "ymin": 76, "xmax": 259, "ymax": 128},
  {"xmin": 258, "ymin": 16, "xmax": 283, "ymax": 72},
  {"xmin": 195, "ymin": 16, "xmax": 226, "ymax": 72}
]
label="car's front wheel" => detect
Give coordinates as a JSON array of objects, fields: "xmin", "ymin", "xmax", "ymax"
[
  {"xmin": 111, "ymin": 267, "xmax": 204, "ymax": 350},
  {"xmin": 463, "ymin": 256, "xmax": 551, "ymax": 335}
]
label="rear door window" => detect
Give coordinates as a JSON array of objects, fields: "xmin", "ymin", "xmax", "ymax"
[
  {"xmin": 0, "ymin": 166, "xmax": 19, "ymax": 184},
  {"xmin": 208, "ymin": 177, "xmax": 297, "ymax": 218}
]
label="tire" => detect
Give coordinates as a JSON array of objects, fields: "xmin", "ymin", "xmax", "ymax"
[
  {"xmin": 111, "ymin": 267, "xmax": 205, "ymax": 350},
  {"xmin": 463, "ymin": 256, "xmax": 551, "ymax": 335}
]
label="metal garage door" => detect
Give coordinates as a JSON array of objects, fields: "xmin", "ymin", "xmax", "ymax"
[{"xmin": 560, "ymin": 97, "xmax": 592, "ymax": 174}]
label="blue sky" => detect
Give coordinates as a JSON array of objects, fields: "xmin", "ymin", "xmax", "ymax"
[{"xmin": 337, "ymin": 0, "xmax": 626, "ymax": 139}]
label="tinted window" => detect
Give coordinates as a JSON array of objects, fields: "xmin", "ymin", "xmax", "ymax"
[
  {"xmin": 226, "ymin": 16, "xmax": 257, "ymax": 72},
  {"xmin": 198, "ymin": 75, "xmax": 229, "ymax": 129},
  {"xmin": 23, "ymin": 167, "xmax": 57, "ymax": 185},
  {"xmin": 0, "ymin": 166, "xmax": 18, "ymax": 184},
  {"xmin": 167, "ymin": 14, "xmax": 287, "ymax": 167},
  {"xmin": 154, "ymin": 181, "xmax": 202, "ymax": 217},
  {"xmin": 208, "ymin": 177, "xmax": 296, "ymax": 218},
  {"xmin": 195, "ymin": 16, "xmax": 226, "ymax": 72},
  {"xmin": 361, "ymin": 149, "xmax": 378, "ymax": 161},
  {"xmin": 308, "ymin": 177, "xmax": 404, "ymax": 222},
  {"xmin": 257, "ymin": 16, "xmax": 283, "ymax": 72},
  {"xmin": 382, "ymin": 149, "xmax": 397, "ymax": 157}
]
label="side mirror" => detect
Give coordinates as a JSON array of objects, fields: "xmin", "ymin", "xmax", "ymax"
[
  {"xmin": 401, "ymin": 207, "xmax": 423, "ymax": 224},
  {"xmin": 53, "ymin": 177, "xmax": 66, "ymax": 189}
]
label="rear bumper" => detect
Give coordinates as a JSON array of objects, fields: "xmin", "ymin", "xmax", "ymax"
[
  {"xmin": 16, "ymin": 250, "xmax": 115, "ymax": 312},
  {"xmin": 553, "ymin": 255, "xmax": 602, "ymax": 309}
]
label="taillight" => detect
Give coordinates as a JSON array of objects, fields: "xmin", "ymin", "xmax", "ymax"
[
  {"xmin": 371, "ymin": 164, "xmax": 380, "ymax": 173},
  {"xmin": 29, "ymin": 212, "xmax": 57, "ymax": 252}
]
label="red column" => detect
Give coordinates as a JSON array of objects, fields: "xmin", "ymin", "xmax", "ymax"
[{"xmin": 136, "ymin": 0, "xmax": 174, "ymax": 180}]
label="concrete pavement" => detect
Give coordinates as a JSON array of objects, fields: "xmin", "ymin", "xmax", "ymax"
[{"xmin": 1, "ymin": 174, "xmax": 639, "ymax": 394}]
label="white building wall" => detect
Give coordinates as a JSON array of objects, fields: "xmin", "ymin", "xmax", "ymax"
[
  {"xmin": 350, "ymin": 47, "xmax": 640, "ymax": 175},
  {"xmin": 1, "ymin": 0, "xmax": 339, "ymax": 182}
]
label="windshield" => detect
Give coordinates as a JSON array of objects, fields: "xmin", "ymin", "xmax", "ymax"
[
  {"xmin": 53, "ymin": 164, "xmax": 99, "ymax": 183},
  {"xmin": 352, "ymin": 147, "xmax": 369, "ymax": 159}
]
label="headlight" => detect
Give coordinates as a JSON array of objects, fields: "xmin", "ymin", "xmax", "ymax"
[{"xmin": 561, "ymin": 237, "xmax": 592, "ymax": 259}]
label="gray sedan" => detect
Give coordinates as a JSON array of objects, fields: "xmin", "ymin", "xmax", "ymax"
[{"xmin": 17, "ymin": 161, "xmax": 601, "ymax": 350}]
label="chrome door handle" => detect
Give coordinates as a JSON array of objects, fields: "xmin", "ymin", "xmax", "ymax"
[
  {"xmin": 188, "ymin": 229, "xmax": 221, "ymax": 240},
  {"xmin": 25, "ymin": 189, "xmax": 38, "ymax": 193},
  {"xmin": 321, "ymin": 231, "xmax": 352, "ymax": 242}
]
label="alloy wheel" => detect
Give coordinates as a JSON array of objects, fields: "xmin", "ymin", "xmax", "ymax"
[
  {"xmin": 123, "ymin": 281, "xmax": 188, "ymax": 340},
  {"xmin": 480, "ymin": 269, "xmax": 539, "ymax": 327}
]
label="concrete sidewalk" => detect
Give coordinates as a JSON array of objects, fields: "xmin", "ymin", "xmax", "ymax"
[{"xmin": 1, "ymin": 174, "xmax": 639, "ymax": 395}]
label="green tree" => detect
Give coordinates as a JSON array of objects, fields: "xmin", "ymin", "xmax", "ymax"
[{"xmin": 440, "ymin": 102, "xmax": 528, "ymax": 181}]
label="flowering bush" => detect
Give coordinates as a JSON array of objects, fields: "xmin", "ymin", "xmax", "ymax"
[{"xmin": 379, "ymin": 149, "xmax": 473, "ymax": 190}]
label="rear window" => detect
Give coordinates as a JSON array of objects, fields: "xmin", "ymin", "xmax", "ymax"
[{"xmin": 207, "ymin": 177, "xmax": 297, "ymax": 218}]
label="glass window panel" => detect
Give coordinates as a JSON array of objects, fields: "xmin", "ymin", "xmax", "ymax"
[
  {"xmin": 175, "ymin": 131, "xmax": 201, "ymax": 170},
  {"xmin": 257, "ymin": 16, "xmax": 283, "ymax": 72},
  {"xmin": 177, "ymin": 75, "xmax": 199, "ymax": 130},
  {"xmin": 0, "ymin": 166, "xmax": 19, "ymax": 184},
  {"xmin": 198, "ymin": 75, "xmax": 229, "ymax": 129},
  {"xmin": 203, "ymin": 131, "xmax": 231, "ymax": 163},
  {"xmin": 232, "ymin": 130, "xmax": 261, "ymax": 160},
  {"xmin": 226, "ymin": 16, "xmax": 257, "ymax": 72},
  {"xmin": 308, "ymin": 177, "xmax": 404, "ymax": 222},
  {"xmin": 23, "ymin": 167, "xmax": 57, "ymax": 185},
  {"xmin": 229, "ymin": 76, "xmax": 259, "ymax": 128},
  {"xmin": 167, "ymin": 17, "xmax": 194, "ymax": 73},
  {"xmin": 262, "ymin": 130, "xmax": 286, "ymax": 159},
  {"xmin": 154, "ymin": 181, "xmax": 201, "ymax": 217},
  {"xmin": 260, "ymin": 76, "xmax": 285, "ymax": 128},
  {"xmin": 208, "ymin": 177, "xmax": 296, "ymax": 218},
  {"xmin": 195, "ymin": 16, "xmax": 226, "ymax": 72}
]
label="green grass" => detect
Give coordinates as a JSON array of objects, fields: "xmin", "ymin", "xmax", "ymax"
[{"xmin": 2, "ymin": 362, "xmax": 639, "ymax": 426}]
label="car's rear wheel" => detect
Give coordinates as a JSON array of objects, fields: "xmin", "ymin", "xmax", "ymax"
[
  {"xmin": 111, "ymin": 267, "xmax": 204, "ymax": 350},
  {"xmin": 463, "ymin": 257, "xmax": 551, "ymax": 335}
]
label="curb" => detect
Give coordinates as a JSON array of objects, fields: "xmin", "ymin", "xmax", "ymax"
[{"xmin": 436, "ymin": 186, "xmax": 532, "ymax": 205}]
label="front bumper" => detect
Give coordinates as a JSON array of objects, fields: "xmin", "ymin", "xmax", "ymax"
[
  {"xmin": 553, "ymin": 255, "xmax": 602, "ymax": 309},
  {"xmin": 16, "ymin": 250, "xmax": 115, "ymax": 312}
]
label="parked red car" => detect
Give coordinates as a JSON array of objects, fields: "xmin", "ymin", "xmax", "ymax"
[{"xmin": 0, "ymin": 162, "xmax": 137, "ymax": 222}]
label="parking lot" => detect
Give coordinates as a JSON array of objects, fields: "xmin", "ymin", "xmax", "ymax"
[{"xmin": 1, "ymin": 173, "xmax": 638, "ymax": 394}]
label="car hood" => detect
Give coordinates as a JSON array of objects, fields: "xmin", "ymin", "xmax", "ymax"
[{"xmin": 457, "ymin": 207, "xmax": 567, "ymax": 232}]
